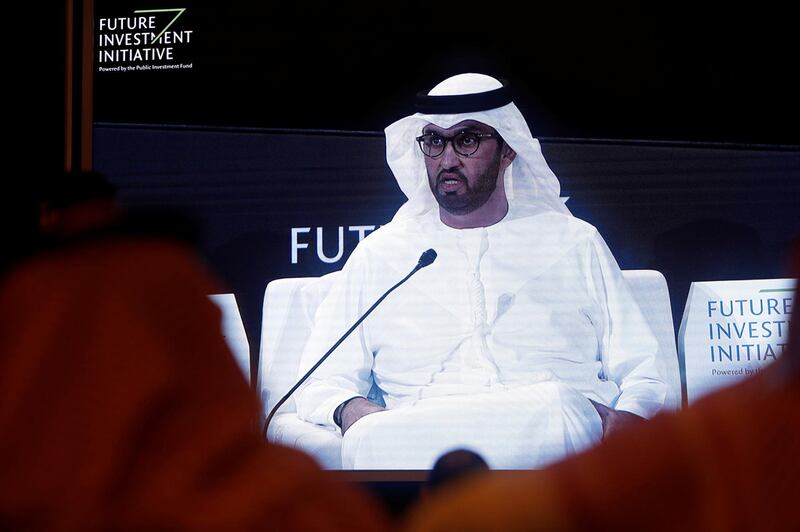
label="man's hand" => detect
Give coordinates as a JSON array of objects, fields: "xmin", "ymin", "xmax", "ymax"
[
  {"xmin": 589, "ymin": 399, "xmax": 644, "ymax": 439},
  {"xmin": 337, "ymin": 397, "xmax": 385, "ymax": 436}
]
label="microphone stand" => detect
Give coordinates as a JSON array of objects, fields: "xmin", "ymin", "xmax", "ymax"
[{"xmin": 263, "ymin": 249, "xmax": 437, "ymax": 438}]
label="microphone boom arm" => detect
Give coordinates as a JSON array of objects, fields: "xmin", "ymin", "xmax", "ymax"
[{"xmin": 263, "ymin": 250, "xmax": 436, "ymax": 437}]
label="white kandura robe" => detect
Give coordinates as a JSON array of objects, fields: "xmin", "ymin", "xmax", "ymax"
[{"xmin": 295, "ymin": 206, "xmax": 668, "ymax": 469}]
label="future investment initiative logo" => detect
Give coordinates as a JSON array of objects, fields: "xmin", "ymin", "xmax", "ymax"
[{"xmin": 97, "ymin": 8, "xmax": 193, "ymax": 72}]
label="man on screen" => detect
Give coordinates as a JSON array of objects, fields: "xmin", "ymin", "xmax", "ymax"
[{"xmin": 295, "ymin": 73, "xmax": 670, "ymax": 470}]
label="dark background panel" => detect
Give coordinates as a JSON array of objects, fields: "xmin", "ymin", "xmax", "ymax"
[
  {"xmin": 94, "ymin": 125, "xmax": 800, "ymax": 376},
  {"xmin": 93, "ymin": 1, "xmax": 799, "ymax": 145}
]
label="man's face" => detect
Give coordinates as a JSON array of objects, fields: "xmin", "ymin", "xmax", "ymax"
[{"xmin": 422, "ymin": 120, "xmax": 505, "ymax": 216}]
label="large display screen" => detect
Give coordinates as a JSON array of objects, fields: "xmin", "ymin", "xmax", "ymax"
[{"xmin": 91, "ymin": 2, "xmax": 799, "ymax": 472}]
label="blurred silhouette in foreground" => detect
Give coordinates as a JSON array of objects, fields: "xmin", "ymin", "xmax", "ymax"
[
  {"xmin": 0, "ymin": 172, "xmax": 387, "ymax": 530},
  {"xmin": 425, "ymin": 449, "xmax": 490, "ymax": 496},
  {"xmin": 406, "ymin": 237, "xmax": 800, "ymax": 531}
]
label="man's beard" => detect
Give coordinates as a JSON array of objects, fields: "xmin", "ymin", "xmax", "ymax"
[{"xmin": 429, "ymin": 151, "xmax": 502, "ymax": 216}]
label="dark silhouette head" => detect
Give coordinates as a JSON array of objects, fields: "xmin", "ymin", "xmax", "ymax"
[{"xmin": 427, "ymin": 449, "xmax": 490, "ymax": 492}]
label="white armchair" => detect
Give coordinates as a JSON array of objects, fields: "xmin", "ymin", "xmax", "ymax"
[
  {"xmin": 259, "ymin": 273, "xmax": 345, "ymax": 468},
  {"xmin": 259, "ymin": 270, "xmax": 681, "ymax": 469}
]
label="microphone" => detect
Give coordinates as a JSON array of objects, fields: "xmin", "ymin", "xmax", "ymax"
[
  {"xmin": 417, "ymin": 248, "xmax": 437, "ymax": 269},
  {"xmin": 263, "ymin": 249, "xmax": 437, "ymax": 437}
]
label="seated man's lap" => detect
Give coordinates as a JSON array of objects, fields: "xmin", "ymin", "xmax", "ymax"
[{"xmin": 341, "ymin": 382, "xmax": 603, "ymax": 469}]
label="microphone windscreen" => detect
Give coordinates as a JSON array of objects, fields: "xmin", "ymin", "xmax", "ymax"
[{"xmin": 418, "ymin": 249, "xmax": 437, "ymax": 268}]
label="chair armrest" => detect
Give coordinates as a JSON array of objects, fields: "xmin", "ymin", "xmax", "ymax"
[{"xmin": 267, "ymin": 413, "xmax": 343, "ymax": 469}]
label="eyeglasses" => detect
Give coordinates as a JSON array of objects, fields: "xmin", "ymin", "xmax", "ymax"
[{"xmin": 415, "ymin": 130, "xmax": 500, "ymax": 158}]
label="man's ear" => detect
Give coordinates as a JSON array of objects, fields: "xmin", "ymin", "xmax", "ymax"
[{"xmin": 502, "ymin": 144, "xmax": 517, "ymax": 164}]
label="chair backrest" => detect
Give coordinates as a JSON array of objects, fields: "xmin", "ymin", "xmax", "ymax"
[
  {"xmin": 208, "ymin": 293, "xmax": 251, "ymax": 383},
  {"xmin": 621, "ymin": 270, "xmax": 681, "ymax": 410},
  {"xmin": 259, "ymin": 269, "xmax": 682, "ymax": 416},
  {"xmin": 259, "ymin": 273, "xmax": 340, "ymax": 416}
]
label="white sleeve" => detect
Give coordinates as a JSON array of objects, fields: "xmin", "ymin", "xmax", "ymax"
[
  {"xmin": 294, "ymin": 247, "xmax": 377, "ymax": 428},
  {"xmin": 585, "ymin": 230, "xmax": 669, "ymax": 418}
]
